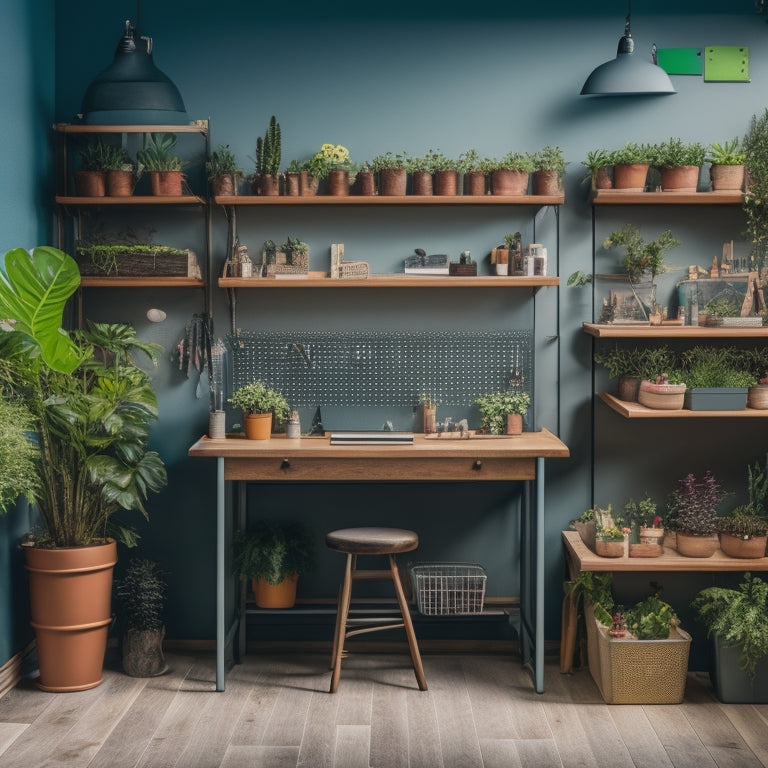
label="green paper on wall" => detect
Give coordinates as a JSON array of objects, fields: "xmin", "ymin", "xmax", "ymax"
[
  {"xmin": 656, "ymin": 48, "xmax": 702, "ymax": 75},
  {"xmin": 704, "ymin": 46, "xmax": 749, "ymax": 82}
]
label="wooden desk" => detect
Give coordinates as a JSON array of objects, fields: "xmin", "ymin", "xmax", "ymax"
[{"xmin": 189, "ymin": 430, "xmax": 569, "ymax": 692}]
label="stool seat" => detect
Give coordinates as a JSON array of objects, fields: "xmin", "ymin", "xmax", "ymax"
[
  {"xmin": 326, "ymin": 526, "xmax": 427, "ymax": 693},
  {"xmin": 326, "ymin": 527, "xmax": 419, "ymax": 555}
]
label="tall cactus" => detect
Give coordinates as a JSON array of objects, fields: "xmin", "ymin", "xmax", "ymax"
[{"xmin": 256, "ymin": 115, "xmax": 281, "ymax": 177}]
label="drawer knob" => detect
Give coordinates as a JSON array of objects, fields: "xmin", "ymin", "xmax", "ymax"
[
  {"xmin": 280, "ymin": 459, "xmax": 291, "ymax": 470},
  {"xmin": 472, "ymin": 460, "xmax": 482, "ymax": 471}
]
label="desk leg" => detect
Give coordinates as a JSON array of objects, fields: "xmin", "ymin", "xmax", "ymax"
[
  {"xmin": 216, "ymin": 456, "xmax": 225, "ymax": 691},
  {"xmin": 535, "ymin": 457, "xmax": 545, "ymax": 694}
]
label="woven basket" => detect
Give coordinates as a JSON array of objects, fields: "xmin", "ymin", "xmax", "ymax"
[
  {"xmin": 748, "ymin": 386, "xmax": 768, "ymax": 410},
  {"xmin": 585, "ymin": 606, "xmax": 691, "ymax": 704},
  {"xmin": 638, "ymin": 380, "xmax": 686, "ymax": 410}
]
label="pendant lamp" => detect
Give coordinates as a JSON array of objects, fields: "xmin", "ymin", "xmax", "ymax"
[
  {"xmin": 580, "ymin": 2, "xmax": 675, "ymax": 96},
  {"xmin": 81, "ymin": 20, "xmax": 188, "ymax": 124}
]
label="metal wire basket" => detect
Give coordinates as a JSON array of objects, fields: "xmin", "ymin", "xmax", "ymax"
[{"xmin": 410, "ymin": 563, "xmax": 487, "ymax": 616}]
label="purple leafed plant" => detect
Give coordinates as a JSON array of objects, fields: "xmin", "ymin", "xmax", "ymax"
[{"xmin": 667, "ymin": 470, "xmax": 726, "ymax": 536}]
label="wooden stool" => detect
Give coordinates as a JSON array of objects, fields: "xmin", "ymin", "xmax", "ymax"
[{"xmin": 326, "ymin": 527, "xmax": 428, "ymax": 693}]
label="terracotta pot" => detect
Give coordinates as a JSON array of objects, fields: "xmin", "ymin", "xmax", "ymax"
[
  {"xmin": 613, "ymin": 163, "xmax": 649, "ymax": 191},
  {"xmin": 411, "ymin": 171, "xmax": 433, "ymax": 196},
  {"xmin": 259, "ymin": 172, "xmax": 280, "ymax": 196},
  {"xmin": 434, "ymin": 169, "xmax": 458, "ymax": 196},
  {"xmin": 212, "ymin": 174, "xmax": 237, "ymax": 197},
  {"xmin": 748, "ymin": 385, "xmax": 768, "ymax": 409},
  {"xmin": 463, "ymin": 170, "xmax": 487, "ymax": 196},
  {"xmin": 378, "ymin": 167, "xmax": 407, "ymax": 196},
  {"xmin": 532, "ymin": 169, "xmax": 562, "ymax": 196},
  {"xmin": 327, "ymin": 169, "xmax": 349, "ymax": 196},
  {"xmin": 75, "ymin": 170, "xmax": 106, "ymax": 197},
  {"xmin": 710, "ymin": 164, "xmax": 745, "ymax": 192},
  {"xmin": 283, "ymin": 171, "xmax": 301, "ymax": 196},
  {"xmin": 506, "ymin": 413, "xmax": 523, "ymax": 435},
  {"xmin": 660, "ymin": 165, "xmax": 700, "ymax": 192},
  {"xmin": 353, "ymin": 170, "xmax": 375, "ymax": 195},
  {"xmin": 719, "ymin": 533, "xmax": 768, "ymax": 559},
  {"xmin": 252, "ymin": 573, "xmax": 299, "ymax": 608},
  {"xmin": 24, "ymin": 539, "xmax": 117, "ymax": 691},
  {"xmin": 617, "ymin": 376, "xmax": 641, "ymax": 403},
  {"xmin": 299, "ymin": 171, "xmax": 319, "ymax": 196},
  {"xmin": 122, "ymin": 627, "xmax": 169, "ymax": 677},
  {"xmin": 491, "ymin": 169, "xmax": 529, "ymax": 196},
  {"xmin": 244, "ymin": 412, "xmax": 273, "ymax": 440},
  {"xmin": 150, "ymin": 171, "xmax": 184, "ymax": 196},
  {"xmin": 595, "ymin": 166, "xmax": 613, "ymax": 190},
  {"xmin": 675, "ymin": 532, "xmax": 719, "ymax": 557},
  {"xmin": 595, "ymin": 540, "xmax": 624, "ymax": 557},
  {"xmin": 106, "ymin": 169, "xmax": 134, "ymax": 197}
]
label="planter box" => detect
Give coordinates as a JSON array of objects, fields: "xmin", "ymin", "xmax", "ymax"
[
  {"xmin": 76, "ymin": 245, "xmax": 199, "ymax": 278},
  {"xmin": 710, "ymin": 633, "xmax": 768, "ymax": 703},
  {"xmin": 585, "ymin": 605, "xmax": 691, "ymax": 704},
  {"xmin": 684, "ymin": 387, "xmax": 748, "ymax": 411}
]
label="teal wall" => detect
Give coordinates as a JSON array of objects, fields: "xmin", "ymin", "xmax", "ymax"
[{"xmin": 2, "ymin": 0, "xmax": 766, "ymax": 665}]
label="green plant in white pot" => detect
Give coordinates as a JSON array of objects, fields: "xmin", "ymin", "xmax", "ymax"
[
  {"xmin": 229, "ymin": 381, "xmax": 290, "ymax": 439},
  {"xmin": 474, "ymin": 390, "xmax": 530, "ymax": 435}
]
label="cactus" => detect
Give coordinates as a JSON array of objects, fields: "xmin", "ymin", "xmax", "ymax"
[{"xmin": 255, "ymin": 116, "xmax": 281, "ymax": 177}]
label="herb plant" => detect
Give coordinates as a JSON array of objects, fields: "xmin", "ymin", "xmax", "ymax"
[
  {"xmin": 603, "ymin": 224, "xmax": 680, "ymax": 283},
  {"xmin": 666, "ymin": 470, "xmax": 726, "ymax": 536},
  {"xmin": 625, "ymin": 591, "xmax": 680, "ymax": 640},
  {"xmin": 229, "ymin": 381, "xmax": 290, "ymax": 422},
  {"xmin": 651, "ymin": 138, "xmax": 706, "ymax": 168},
  {"xmin": 707, "ymin": 139, "xmax": 746, "ymax": 166},
  {"xmin": 473, "ymin": 390, "xmax": 530, "ymax": 434}
]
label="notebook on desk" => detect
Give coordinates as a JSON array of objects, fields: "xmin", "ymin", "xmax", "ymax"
[{"xmin": 329, "ymin": 431, "xmax": 414, "ymax": 445}]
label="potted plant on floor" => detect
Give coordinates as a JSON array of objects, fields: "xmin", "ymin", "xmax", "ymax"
[
  {"xmin": 707, "ymin": 138, "xmax": 746, "ymax": 192},
  {"xmin": 692, "ymin": 572, "xmax": 768, "ymax": 702},
  {"xmin": 666, "ymin": 470, "xmax": 726, "ymax": 557},
  {"xmin": 206, "ymin": 143, "xmax": 242, "ymax": 197},
  {"xmin": 114, "ymin": 558, "xmax": 169, "ymax": 677},
  {"xmin": 0, "ymin": 246, "xmax": 167, "ymax": 691},
  {"xmin": 136, "ymin": 132, "xmax": 186, "ymax": 196},
  {"xmin": 651, "ymin": 137, "xmax": 706, "ymax": 192},
  {"xmin": 473, "ymin": 390, "xmax": 530, "ymax": 435},
  {"xmin": 229, "ymin": 380, "xmax": 290, "ymax": 439},
  {"xmin": 233, "ymin": 521, "xmax": 316, "ymax": 608}
]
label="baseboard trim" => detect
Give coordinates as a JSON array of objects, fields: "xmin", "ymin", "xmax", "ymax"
[{"xmin": 0, "ymin": 652, "xmax": 22, "ymax": 699}]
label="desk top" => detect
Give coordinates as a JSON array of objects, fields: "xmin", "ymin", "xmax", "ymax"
[{"xmin": 189, "ymin": 428, "xmax": 570, "ymax": 461}]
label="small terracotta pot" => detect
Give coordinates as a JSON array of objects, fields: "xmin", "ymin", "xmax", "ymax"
[
  {"xmin": 253, "ymin": 573, "xmax": 299, "ymax": 608},
  {"xmin": 212, "ymin": 174, "xmax": 237, "ymax": 197},
  {"xmin": 353, "ymin": 170, "xmax": 375, "ymax": 195},
  {"xmin": 660, "ymin": 165, "xmax": 700, "ymax": 192},
  {"xmin": 411, "ymin": 171, "xmax": 433, "ymax": 196},
  {"xmin": 532, "ymin": 169, "xmax": 561, "ymax": 196},
  {"xmin": 613, "ymin": 163, "xmax": 649, "ymax": 190},
  {"xmin": 244, "ymin": 412, "xmax": 273, "ymax": 440},
  {"xmin": 259, "ymin": 173, "xmax": 280, "ymax": 196},
  {"xmin": 710, "ymin": 164, "xmax": 744, "ymax": 192},
  {"xmin": 491, "ymin": 169, "xmax": 529, "ymax": 196},
  {"xmin": 378, "ymin": 167, "xmax": 407, "ymax": 196},
  {"xmin": 150, "ymin": 171, "xmax": 184, "ymax": 196},
  {"xmin": 299, "ymin": 172, "xmax": 319, "ymax": 196},
  {"xmin": 283, "ymin": 172, "xmax": 301, "ymax": 196},
  {"xmin": 75, "ymin": 171, "xmax": 106, "ymax": 197},
  {"xmin": 463, "ymin": 170, "xmax": 487, "ymax": 195},
  {"xmin": 595, "ymin": 166, "xmax": 613, "ymax": 189},
  {"xmin": 327, "ymin": 169, "xmax": 349, "ymax": 196},
  {"xmin": 106, "ymin": 169, "xmax": 134, "ymax": 197},
  {"xmin": 675, "ymin": 532, "xmax": 719, "ymax": 557},
  {"xmin": 506, "ymin": 413, "xmax": 523, "ymax": 435},
  {"xmin": 617, "ymin": 376, "xmax": 641, "ymax": 403},
  {"xmin": 434, "ymin": 169, "xmax": 458, "ymax": 196}
]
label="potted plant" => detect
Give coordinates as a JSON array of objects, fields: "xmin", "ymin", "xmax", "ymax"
[
  {"xmin": 692, "ymin": 572, "xmax": 768, "ymax": 702},
  {"xmin": 595, "ymin": 524, "xmax": 625, "ymax": 557},
  {"xmin": 651, "ymin": 137, "xmax": 706, "ymax": 192},
  {"xmin": 666, "ymin": 470, "xmax": 726, "ymax": 557},
  {"xmin": 136, "ymin": 132, "xmax": 185, "ymax": 196},
  {"xmin": 233, "ymin": 521, "xmax": 316, "ymax": 608},
  {"xmin": 569, "ymin": 507, "xmax": 596, "ymax": 551},
  {"xmin": 581, "ymin": 149, "xmax": 612, "ymax": 192},
  {"xmin": 0, "ymin": 245, "xmax": 167, "ymax": 691},
  {"xmin": 609, "ymin": 141, "xmax": 653, "ymax": 190},
  {"xmin": 594, "ymin": 343, "xmax": 677, "ymax": 402},
  {"xmin": 426, "ymin": 149, "xmax": 458, "ymax": 196},
  {"xmin": 707, "ymin": 138, "xmax": 746, "ymax": 192},
  {"xmin": 473, "ymin": 390, "xmax": 530, "ymax": 435},
  {"xmin": 416, "ymin": 393, "xmax": 437, "ymax": 434},
  {"xmin": 206, "ymin": 143, "xmax": 242, "ymax": 197},
  {"xmin": 458, "ymin": 149, "xmax": 486, "ymax": 195},
  {"xmin": 101, "ymin": 144, "xmax": 135, "ymax": 197},
  {"xmin": 406, "ymin": 152, "xmax": 435, "ymax": 196},
  {"xmin": 678, "ymin": 345, "xmax": 756, "ymax": 410},
  {"xmin": 352, "ymin": 160, "xmax": 375, "ymax": 196},
  {"xmin": 370, "ymin": 151, "xmax": 409, "ymax": 196},
  {"xmin": 530, "ymin": 145, "xmax": 565, "ymax": 195},
  {"xmin": 484, "ymin": 151, "xmax": 532, "ymax": 196},
  {"xmin": 229, "ymin": 380, "xmax": 290, "ymax": 439},
  {"xmin": 253, "ymin": 116, "xmax": 282, "ymax": 196},
  {"xmin": 716, "ymin": 459, "xmax": 768, "ymax": 558},
  {"xmin": 743, "ymin": 108, "xmax": 768, "ymax": 269},
  {"xmin": 75, "ymin": 137, "xmax": 108, "ymax": 197},
  {"xmin": 0, "ymin": 398, "xmax": 40, "ymax": 514},
  {"xmin": 114, "ymin": 558, "xmax": 169, "ymax": 677},
  {"xmin": 623, "ymin": 494, "xmax": 664, "ymax": 554}
]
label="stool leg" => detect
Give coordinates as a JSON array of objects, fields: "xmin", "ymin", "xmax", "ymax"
[
  {"xmin": 390, "ymin": 554, "xmax": 428, "ymax": 691},
  {"xmin": 330, "ymin": 553, "xmax": 354, "ymax": 693}
]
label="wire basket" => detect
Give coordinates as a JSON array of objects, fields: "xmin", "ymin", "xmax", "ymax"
[{"xmin": 410, "ymin": 563, "xmax": 486, "ymax": 616}]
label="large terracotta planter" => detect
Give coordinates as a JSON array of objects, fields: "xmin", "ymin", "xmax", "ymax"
[
  {"xmin": 613, "ymin": 163, "xmax": 649, "ymax": 191},
  {"xmin": 492, "ymin": 169, "xmax": 528, "ymax": 196},
  {"xmin": 660, "ymin": 165, "xmax": 700, "ymax": 192},
  {"xmin": 719, "ymin": 533, "xmax": 768, "ymax": 559},
  {"xmin": 244, "ymin": 412, "xmax": 273, "ymax": 440},
  {"xmin": 252, "ymin": 573, "xmax": 299, "ymax": 608},
  {"xmin": 675, "ymin": 532, "xmax": 719, "ymax": 557},
  {"xmin": 75, "ymin": 170, "xmax": 106, "ymax": 197},
  {"xmin": 24, "ymin": 539, "xmax": 117, "ymax": 691}
]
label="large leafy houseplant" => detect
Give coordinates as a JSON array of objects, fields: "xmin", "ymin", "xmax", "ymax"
[{"xmin": 0, "ymin": 246, "xmax": 167, "ymax": 548}]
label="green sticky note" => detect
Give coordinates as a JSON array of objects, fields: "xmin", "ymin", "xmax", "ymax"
[
  {"xmin": 704, "ymin": 46, "xmax": 749, "ymax": 82},
  {"xmin": 656, "ymin": 48, "xmax": 702, "ymax": 75}
]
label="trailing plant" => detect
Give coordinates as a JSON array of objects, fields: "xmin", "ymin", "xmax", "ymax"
[
  {"xmin": 625, "ymin": 590, "xmax": 680, "ymax": 640},
  {"xmin": 666, "ymin": 470, "xmax": 726, "ymax": 536},
  {"xmin": 742, "ymin": 108, "xmax": 768, "ymax": 267},
  {"xmin": 136, "ymin": 132, "xmax": 183, "ymax": 172},
  {"xmin": 233, "ymin": 520, "xmax": 316, "ymax": 585},
  {"xmin": 255, "ymin": 116, "xmax": 282, "ymax": 177},
  {"xmin": 651, "ymin": 137, "xmax": 706, "ymax": 168},
  {"xmin": 603, "ymin": 224, "xmax": 680, "ymax": 284},
  {"xmin": 707, "ymin": 138, "xmax": 746, "ymax": 166},
  {"xmin": 0, "ymin": 398, "xmax": 40, "ymax": 513},
  {"xmin": 229, "ymin": 381, "xmax": 290, "ymax": 422},
  {"xmin": 473, "ymin": 390, "xmax": 530, "ymax": 434},
  {"xmin": 114, "ymin": 558, "xmax": 167, "ymax": 631},
  {"xmin": 692, "ymin": 573, "xmax": 768, "ymax": 678}
]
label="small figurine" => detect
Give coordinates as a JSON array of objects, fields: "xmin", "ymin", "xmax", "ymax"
[{"xmin": 609, "ymin": 610, "xmax": 627, "ymax": 638}]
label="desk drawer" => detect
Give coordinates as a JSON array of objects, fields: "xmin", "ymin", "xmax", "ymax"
[{"xmin": 225, "ymin": 457, "xmax": 536, "ymax": 482}]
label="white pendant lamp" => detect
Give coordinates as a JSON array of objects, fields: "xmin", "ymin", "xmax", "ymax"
[{"xmin": 581, "ymin": 2, "xmax": 676, "ymax": 96}]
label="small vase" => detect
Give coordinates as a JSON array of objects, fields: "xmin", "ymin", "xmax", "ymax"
[
  {"xmin": 411, "ymin": 170, "xmax": 433, "ymax": 196},
  {"xmin": 327, "ymin": 169, "xmax": 349, "ymax": 196}
]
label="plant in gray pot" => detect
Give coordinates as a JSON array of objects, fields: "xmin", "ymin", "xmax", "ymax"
[
  {"xmin": 114, "ymin": 558, "xmax": 169, "ymax": 677},
  {"xmin": 692, "ymin": 572, "xmax": 768, "ymax": 702},
  {"xmin": 678, "ymin": 345, "xmax": 756, "ymax": 411}
]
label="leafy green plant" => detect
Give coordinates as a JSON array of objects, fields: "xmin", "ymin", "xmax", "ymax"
[
  {"xmin": 743, "ymin": 109, "xmax": 768, "ymax": 267},
  {"xmin": 0, "ymin": 398, "xmax": 40, "ymax": 513},
  {"xmin": 651, "ymin": 138, "xmax": 706, "ymax": 168},
  {"xmin": 704, "ymin": 297, "xmax": 741, "ymax": 319},
  {"xmin": 609, "ymin": 142, "xmax": 653, "ymax": 165},
  {"xmin": 233, "ymin": 521, "xmax": 316, "ymax": 585},
  {"xmin": 692, "ymin": 573, "xmax": 768, "ymax": 678},
  {"xmin": 625, "ymin": 591, "xmax": 680, "ymax": 640},
  {"xmin": 603, "ymin": 224, "xmax": 680, "ymax": 283},
  {"xmin": 281, "ymin": 235, "xmax": 308, "ymax": 257},
  {"xmin": 136, "ymin": 132, "xmax": 183, "ymax": 171},
  {"xmin": 666, "ymin": 470, "xmax": 726, "ymax": 536},
  {"xmin": 596, "ymin": 525, "xmax": 624, "ymax": 542},
  {"xmin": 457, "ymin": 148, "xmax": 482, "ymax": 174},
  {"xmin": 78, "ymin": 137, "xmax": 110, "ymax": 171},
  {"xmin": 566, "ymin": 269, "xmax": 592, "ymax": 287},
  {"xmin": 206, "ymin": 144, "xmax": 242, "ymax": 180},
  {"xmin": 531, "ymin": 145, "xmax": 565, "ymax": 177},
  {"xmin": 255, "ymin": 116, "xmax": 282, "ymax": 177},
  {"xmin": 707, "ymin": 139, "xmax": 746, "ymax": 166},
  {"xmin": 229, "ymin": 381, "xmax": 290, "ymax": 421},
  {"xmin": 717, "ymin": 511, "xmax": 768, "ymax": 539},
  {"xmin": 473, "ymin": 390, "xmax": 530, "ymax": 434},
  {"xmin": 563, "ymin": 570, "xmax": 614, "ymax": 627},
  {"xmin": 581, "ymin": 149, "xmax": 611, "ymax": 186},
  {"xmin": 593, "ymin": 344, "xmax": 677, "ymax": 380},
  {"xmin": 114, "ymin": 558, "xmax": 167, "ymax": 631},
  {"xmin": 369, "ymin": 151, "xmax": 409, "ymax": 173},
  {"xmin": 678, "ymin": 346, "xmax": 757, "ymax": 388},
  {"xmin": 623, "ymin": 494, "xmax": 660, "ymax": 530},
  {"xmin": 101, "ymin": 144, "xmax": 133, "ymax": 172}
]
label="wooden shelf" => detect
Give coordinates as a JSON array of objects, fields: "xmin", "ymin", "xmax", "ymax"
[
  {"xmin": 53, "ymin": 121, "xmax": 208, "ymax": 135},
  {"xmin": 56, "ymin": 195, "xmax": 205, "ymax": 206},
  {"xmin": 598, "ymin": 391, "xmax": 768, "ymax": 418},
  {"xmin": 591, "ymin": 190, "xmax": 743, "ymax": 205},
  {"xmin": 219, "ymin": 273, "xmax": 559, "ymax": 289},
  {"xmin": 214, "ymin": 194, "xmax": 565, "ymax": 206},
  {"xmin": 563, "ymin": 530, "xmax": 768, "ymax": 572},
  {"xmin": 583, "ymin": 322, "xmax": 768, "ymax": 339},
  {"xmin": 80, "ymin": 276, "xmax": 204, "ymax": 288}
]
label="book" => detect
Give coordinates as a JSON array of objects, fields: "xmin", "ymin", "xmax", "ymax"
[{"xmin": 330, "ymin": 431, "xmax": 414, "ymax": 445}]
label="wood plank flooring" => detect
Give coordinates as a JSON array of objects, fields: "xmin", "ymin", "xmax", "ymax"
[{"xmin": 0, "ymin": 651, "xmax": 766, "ymax": 767}]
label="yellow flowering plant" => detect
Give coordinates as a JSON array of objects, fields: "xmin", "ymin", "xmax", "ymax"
[{"xmin": 304, "ymin": 143, "xmax": 354, "ymax": 179}]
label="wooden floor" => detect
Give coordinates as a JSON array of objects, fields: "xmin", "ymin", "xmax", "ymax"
[{"xmin": 0, "ymin": 651, "xmax": 766, "ymax": 768}]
